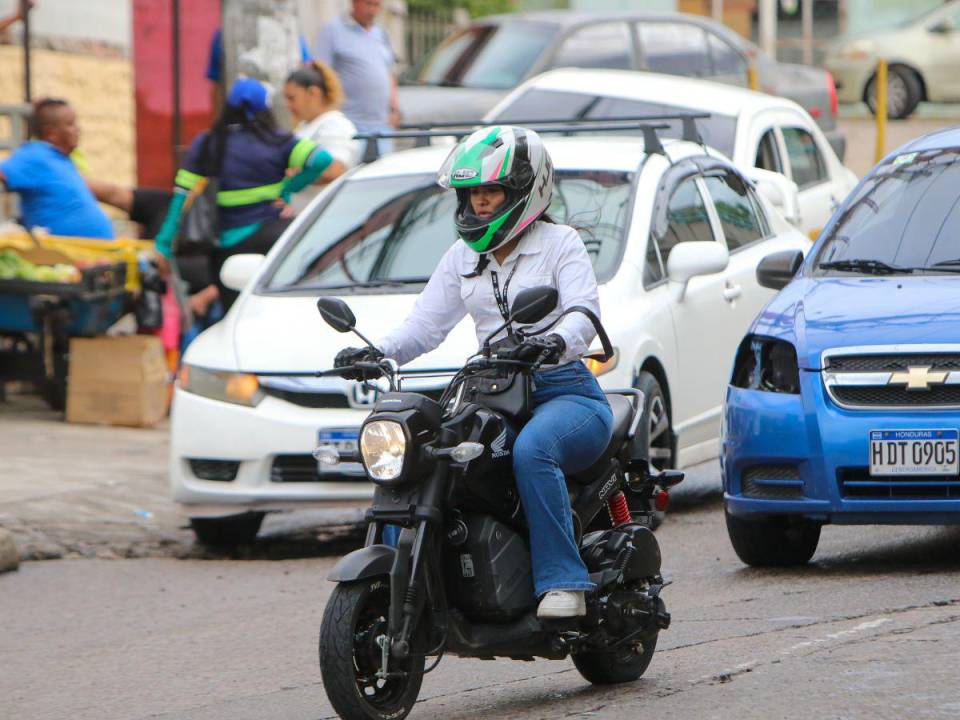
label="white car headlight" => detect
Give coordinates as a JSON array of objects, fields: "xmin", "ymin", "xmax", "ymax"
[
  {"xmin": 179, "ymin": 365, "xmax": 263, "ymax": 407},
  {"xmin": 360, "ymin": 420, "xmax": 407, "ymax": 482}
]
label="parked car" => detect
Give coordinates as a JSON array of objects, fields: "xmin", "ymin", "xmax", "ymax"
[
  {"xmin": 487, "ymin": 68, "xmax": 858, "ymax": 239},
  {"xmin": 825, "ymin": 1, "xmax": 960, "ymax": 119},
  {"xmin": 722, "ymin": 127, "xmax": 960, "ymax": 567},
  {"xmin": 170, "ymin": 130, "xmax": 809, "ymax": 545},
  {"xmin": 400, "ymin": 10, "xmax": 842, "ymax": 153}
]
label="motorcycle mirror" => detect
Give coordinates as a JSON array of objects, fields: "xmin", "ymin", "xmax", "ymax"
[
  {"xmin": 510, "ymin": 286, "xmax": 558, "ymax": 325},
  {"xmin": 317, "ymin": 298, "xmax": 356, "ymax": 333}
]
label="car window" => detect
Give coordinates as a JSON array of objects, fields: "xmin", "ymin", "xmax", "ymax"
[
  {"xmin": 644, "ymin": 234, "xmax": 665, "ymax": 286},
  {"xmin": 638, "ymin": 22, "xmax": 711, "ymax": 77},
  {"xmin": 653, "ymin": 179, "xmax": 715, "ymax": 275},
  {"xmin": 815, "ymin": 148, "xmax": 960, "ymax": 272},
  {"xmin": 703, "ymin": 174, "xmax": 768, "ymax": 251},
  {"xmin": 755, "ymin": 129, "xmax": 783, "ymax": 173},
  {"xmin": 264, "ymin": 170, "xmax": 635, "ymax": 291},
  {"xmin": 491, "ymin": 89, "xmax": 739, "ymax": 158},
  {"xmin": 411, "ymin": 22, "xmax": 555, "ymax": 90},
  {"xmin": 782, "ymin": 127, "xmax": 827, "ymax": 188},
  {"xmin": 706, "ymin": 32, "xmax": 746, "ymax": 76},
  {"xmin": 550, "ymin": 22, "xmax": 634, "ymax": 70}
]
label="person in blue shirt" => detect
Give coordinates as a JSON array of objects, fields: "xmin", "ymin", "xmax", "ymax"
[
  {"xmin": 154, "ymin": 77, "xmax": 333, "ymax": 310},
  {"xmin": 0, "ymin": 98, "xmax": 114, "ymax": 239}
]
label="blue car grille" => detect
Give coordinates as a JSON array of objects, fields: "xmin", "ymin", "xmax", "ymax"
[
  {"xmin": 838, "ymin": 467, "xmax": 960, "ymax": 499},
  {"xmin": 826, "ymin": 354, "xmax": 960, "ymax": 373},
  {"xmin": 831, "ymin": 385, "xmax": 960, "ymax": 407},
  {"xmin": 742, "ymin": 465, "xmax": 803, "ymax": 499}
]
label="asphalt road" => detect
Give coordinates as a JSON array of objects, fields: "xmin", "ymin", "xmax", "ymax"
[{"xmin": 5, "ymin": 498, "xmax": 960, "ymax": 720}]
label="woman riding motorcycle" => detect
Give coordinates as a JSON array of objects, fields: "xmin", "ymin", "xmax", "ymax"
[{"xmin": 334, "ymin": 126, "xmax": 613, "ymax": 619}]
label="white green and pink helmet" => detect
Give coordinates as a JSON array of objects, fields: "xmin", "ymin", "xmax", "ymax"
[{"xmin": 437, "ymin": 125, "xmax": 554, "ymax": 254}]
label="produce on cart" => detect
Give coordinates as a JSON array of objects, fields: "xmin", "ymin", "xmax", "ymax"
[{"xmin": 0, "ymin": 239, "xmax": 130, "ymax": 410}]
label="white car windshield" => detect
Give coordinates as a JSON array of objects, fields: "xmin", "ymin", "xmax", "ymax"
[{"xmin": 263, "ymin": 170, "xmax": 634, "ymax": 293}]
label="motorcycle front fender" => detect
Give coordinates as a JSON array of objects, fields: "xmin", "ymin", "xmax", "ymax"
[{"xmin": 327, "ymin": 543, "xmax": 396, "ymax": 582}]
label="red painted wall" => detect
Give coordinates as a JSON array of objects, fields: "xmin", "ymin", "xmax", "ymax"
[{"xmin": 133, "ymin": 0, "xmax": 220, "ymax": 188}]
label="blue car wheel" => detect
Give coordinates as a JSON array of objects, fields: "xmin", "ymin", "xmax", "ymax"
[{"xmin": 725, "ymin": 509, "xmax": 820, "ymax": 567}]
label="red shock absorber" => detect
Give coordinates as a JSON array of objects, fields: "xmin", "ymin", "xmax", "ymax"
[{"xmin": 607, "ymin": 490, "xmax": 631, "ymax": 526}]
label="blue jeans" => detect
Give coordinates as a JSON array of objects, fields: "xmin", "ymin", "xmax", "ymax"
[{"xmin": 515, "ymin": 361, "xmax": 613, "ymax": 598}]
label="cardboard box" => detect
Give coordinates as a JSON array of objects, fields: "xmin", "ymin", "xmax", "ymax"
[{"xmin": 66, "ymin": 336, "xmax": 168, "ymax": 427}]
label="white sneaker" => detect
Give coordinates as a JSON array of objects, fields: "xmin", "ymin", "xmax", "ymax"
[{"xmin": 537, "ymin": 590, "xmax": 586, "ymax": 619}]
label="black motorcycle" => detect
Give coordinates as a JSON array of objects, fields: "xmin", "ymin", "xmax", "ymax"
[{"xmin": 315, "ymin": 286, "xmax": 683, "ymax": 720}]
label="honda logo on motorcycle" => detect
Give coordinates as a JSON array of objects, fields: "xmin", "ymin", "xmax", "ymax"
[{"xmin": 349, "ymin": 383, "xmax": 380, "ymax": 408}]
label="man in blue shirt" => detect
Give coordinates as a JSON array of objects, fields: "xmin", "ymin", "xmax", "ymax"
[
  {"xmin": 315, "ymin": 0, "xmax": 399, "ymax": 154},
  {"xmin": 0, "ymin": 98, "xmax": 114, "ymax": 239}
]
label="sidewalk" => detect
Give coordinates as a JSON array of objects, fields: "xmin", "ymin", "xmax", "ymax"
[
  {"xmin": 0, "ymin": 393, "xmax": 367, "ymax": 561},
  {"xmin": 0, "ymin": 393, "xmax": 188, "ymax": 560}
]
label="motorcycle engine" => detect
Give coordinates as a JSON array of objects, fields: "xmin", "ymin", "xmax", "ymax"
[{"xmin": 444, "ymin": 513, "xmax": 534, "ymax": 622}]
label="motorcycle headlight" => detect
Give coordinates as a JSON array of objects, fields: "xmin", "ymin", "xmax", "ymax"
[
  {"xmin": 360, "ymin": 420, "xmax": 407, "ymax": 482},
  {"xmin": 731, "ymin": 336, "xmax": 800, "ymax": 394},
  {"xmin": 179, "ymin": 365, "xmax": 264, "ymax": 407}
]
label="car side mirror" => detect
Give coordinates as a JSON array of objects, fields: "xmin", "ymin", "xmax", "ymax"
[
  {"xmin": 317, "ymin": 297, "xmax": 357, "ymax": 333},
  {"xmin": 756, "ymin": 249, "xmax": 804, "ymax": 290},
  {"xmin": 747, "ymin": 167, "xmax": 801, "ymax": 228},
  {"xmin": 219, "ymin": 253, "xmax": 265, "ymax": 292},
  {"xmin": 510, "ymin": 286, "xmax": 558, "ymax": 324},
  {"xmin": 666, "ymin": 242, "xmax": 729, "ymax": 302}
]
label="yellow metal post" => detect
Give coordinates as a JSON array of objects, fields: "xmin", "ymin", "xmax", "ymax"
[
  {"xmin": 874, "ymin": 59, "xmax": 888, "ymax": 164},
  {"xmin": 747, "ymin": 63, "xmax": 759, "ymax": 91}
]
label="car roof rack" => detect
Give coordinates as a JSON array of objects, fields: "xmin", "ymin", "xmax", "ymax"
[{"xmin": 353, "ymin": 113, "xmax": 710, "ymax": 163}]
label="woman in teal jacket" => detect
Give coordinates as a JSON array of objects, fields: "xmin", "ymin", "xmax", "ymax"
[{"xmin": 155, "ymin": 78, "xmax": 333, "ymax": 310}]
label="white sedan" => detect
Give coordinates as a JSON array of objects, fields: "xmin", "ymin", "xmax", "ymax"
[
  {"xmin": 486, "ymin": 68, "xmax": 858, "ymax": 239},
  {"xmin": 171, "ymin": 133, "xmax": 810, "ymax": 545}
]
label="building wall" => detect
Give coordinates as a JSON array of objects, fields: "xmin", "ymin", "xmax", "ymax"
[
  {"xmin": 0, "ymin": 0, "xmax": 131, "ymax": 54},
  {"xmin": 0, "ymin": 46, "xmax": 134, "ymax": 188}
]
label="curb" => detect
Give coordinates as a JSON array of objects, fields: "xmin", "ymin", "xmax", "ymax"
[{"xmin": 0, "ymin": 529, "xmax": 19, "ymax": 573}]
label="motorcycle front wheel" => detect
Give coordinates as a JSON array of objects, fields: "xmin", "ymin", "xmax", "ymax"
[
  {"xmin": 572, "ymin": 632, "xmax": 658, "ymax": 685},
  {"xmin": 319, "ymin": 578, "xmax": 425, "ymax": 720}
]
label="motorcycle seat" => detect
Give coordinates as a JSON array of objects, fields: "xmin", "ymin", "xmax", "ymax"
[{"xmin": 568, "ymin": 393, "xmax": 636, "ymax": 485}]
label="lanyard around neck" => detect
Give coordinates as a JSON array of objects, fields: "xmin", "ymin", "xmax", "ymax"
[{"xmin": 490, "ymin": 257, "xmax": 520, "ymax": 325}]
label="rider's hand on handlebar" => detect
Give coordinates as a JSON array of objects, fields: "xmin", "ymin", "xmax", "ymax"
[
  {"xmin": 334, "ymin": 346, "xmax": 385, "ymax": 380},
  {"xmin": 501, "ymin": 334, "xmax": 566, "ymax": 366}
]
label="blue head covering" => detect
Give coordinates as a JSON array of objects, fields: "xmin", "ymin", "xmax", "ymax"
[{"xmin": 226, "ymin": 77, "xmax": 271, "ymax": 118}]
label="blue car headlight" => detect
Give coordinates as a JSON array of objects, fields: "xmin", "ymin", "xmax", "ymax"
[{"xmin": 732, "ymin": 336, "xmax": 800, "ymax": 394}]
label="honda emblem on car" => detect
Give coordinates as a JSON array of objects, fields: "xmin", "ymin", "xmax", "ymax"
[{"xmin": 349, "ymin": 383, "xmax": 380, "ymax": 407}]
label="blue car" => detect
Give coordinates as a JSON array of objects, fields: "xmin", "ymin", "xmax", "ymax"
[{"xmin": 722, "ymin": 127, "xmax": 960, "ymax": 566}]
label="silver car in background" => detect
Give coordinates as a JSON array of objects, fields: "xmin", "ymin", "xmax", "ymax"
[{"xmin": 399, "ymin": 10, "xmax": 845, "ymax": 159}]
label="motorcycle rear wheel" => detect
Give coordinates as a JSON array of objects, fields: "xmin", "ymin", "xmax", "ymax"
[
  {"xmin": 572, "ymin": 632, "xmax": 658, "ymax": 685},
  {"xmin": 319, "ymin": 578, "xmax": 425, "ymax": 720}
]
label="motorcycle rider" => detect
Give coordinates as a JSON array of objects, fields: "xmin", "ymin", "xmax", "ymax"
[{"xmin": 334, "ymin": 126, "xmax": 613, "ymax": 619}]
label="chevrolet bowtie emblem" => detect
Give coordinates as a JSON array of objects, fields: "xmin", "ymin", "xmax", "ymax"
[{"xmin": 888, "ymin": 365, "xmax": 948, "ymax": 391}]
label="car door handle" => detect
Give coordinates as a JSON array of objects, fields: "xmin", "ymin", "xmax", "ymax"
[{"xmin": 723, "ymin": 283, "xmax": 742, "ymax": 302}]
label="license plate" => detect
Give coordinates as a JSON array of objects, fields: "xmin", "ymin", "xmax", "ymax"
[
  {"xmin": 869, "ymin": 429, "xmax": 959, "ymax": 476},
  {"xmin": 317, "ymin": 428, "xmax": 359, "ymax": 454}
]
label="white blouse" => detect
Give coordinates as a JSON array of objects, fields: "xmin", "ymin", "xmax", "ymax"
[{"xmin": 377, "ymin": 221, "xmax": 601, "ymax": 367}]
